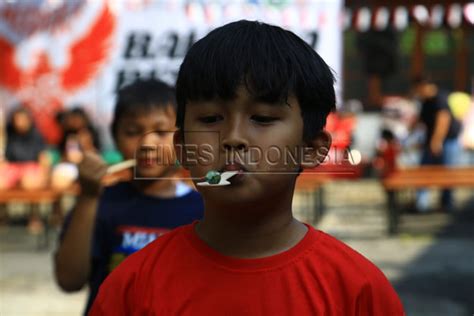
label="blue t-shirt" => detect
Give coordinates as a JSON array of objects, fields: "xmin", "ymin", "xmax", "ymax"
[{"xmin": 60, "ymin": 181, "xmax": 204, "ymax": 315}]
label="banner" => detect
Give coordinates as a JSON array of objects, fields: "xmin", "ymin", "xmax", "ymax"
[{"xmin": 0, "ymin": 0, "xmax": 342, "ymax": 147}]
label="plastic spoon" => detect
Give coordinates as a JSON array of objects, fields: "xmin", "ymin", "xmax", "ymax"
[
  {"xmin": 197, "ymin": 170, "xmax": 239, "ymax": 187},
  {"xmin": 106, "ymin": 159, "xmax": 136, "ymax": 174}
]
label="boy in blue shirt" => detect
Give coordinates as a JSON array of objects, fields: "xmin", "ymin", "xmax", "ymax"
[{"xmin": 54, "ymin": 79, "xmax": 204, "ymax": 315}]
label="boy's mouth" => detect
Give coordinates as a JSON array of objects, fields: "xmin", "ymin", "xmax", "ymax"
[
  {"xmin": 137, "ymin": 146, "xmax": 157, "ymax": 167},
  {"xmin": 217, "ymin": 162, "xmax": 248, "ymax": 183},
  {"xmin": 137, "ymin": 156, "xmax": 159, "ymax": 168},
  {"xmin": 138, "ymin": 159, "xmax": 152, "ymax": 167},
  {"xmin": 219, "ymin": 162, "xmax": 247, "ymax": 173}
]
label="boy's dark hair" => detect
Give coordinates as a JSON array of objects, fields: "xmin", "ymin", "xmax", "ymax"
[
  {"xmin": 111, "ymin": 78, "xmax": 177, "ymax": 139},
  {"xmin": 176, "ymin": 20, "xmax": 336, "ymax": 141}
]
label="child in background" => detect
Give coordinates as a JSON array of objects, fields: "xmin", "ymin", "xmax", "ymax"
[
  {"xmin": 3, "ymin": 106, "xmax": 49, "ymax": 232},
  {"xmin": 51, "ymin": 107, "xmax": 102, "ymax": 166},
  {"xmin": 373, "ymin": 129, "xmax": 400, "ymax": 178},
  {"xmin": 50, "ymin": 126, "xmax": 101, "ymax": 191},
  {"xmin": 5, "ymin": 106, "xmax": 47, "ymax": 164},
  {"xmin": 58, "ymin": 126, "xmax": 101, "ymax": 164},
  {"xmin": 54, "ymin": 78, "xmax": 204, "ymax": 315},
  {"xmin": 91, "ymin": 21, "xmax": 404, "ymax": 315},
  {"xmin": 57, "ymin": 107, "xmax": 102, "ymax": 151}
]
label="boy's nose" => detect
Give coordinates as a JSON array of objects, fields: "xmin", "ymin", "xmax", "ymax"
[
  {"xmin": 222, "ymin": 142, "xmax": 247, "ymax": 152},
  {"xmin": 221, "ymin": 128, "xmax": 249, "ymax": 152},
  {"xmin": 141, "ymin": 131, "xmax": 160, "ymax": 142}
]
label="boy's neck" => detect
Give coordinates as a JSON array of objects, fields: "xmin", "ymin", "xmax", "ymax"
[
  {"xmin": 196, "ymin": 193, "xmax": 308, "ymax": 259},
  {"xmin": 132, "ymin": 179, "xmax": 177, "ymax": 198}
]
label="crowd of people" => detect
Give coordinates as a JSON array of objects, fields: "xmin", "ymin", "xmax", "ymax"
[
  {"xmin": 1, "ymin": 105, "xmax": 102, "ymax": 187},
  {"xmin": 373, "ymin": 76, "xmax": 473, "ymax": 213},
  {"xmin": 0, "ymin": 103, "xmax": 106, "ymax": 230}
]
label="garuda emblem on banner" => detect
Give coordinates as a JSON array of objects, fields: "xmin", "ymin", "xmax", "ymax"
[{"xmin": 0, "ymin": 0, "xmax": 115, "ymax": 143}]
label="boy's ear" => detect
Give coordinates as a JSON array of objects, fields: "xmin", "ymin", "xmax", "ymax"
[
  {"xmin": 173, "ymin": 130, "xmax": 188, "ymax": 170},
  {"xmin": 301, "ymin": 131, "xmax": 331, "ymax": 169}
]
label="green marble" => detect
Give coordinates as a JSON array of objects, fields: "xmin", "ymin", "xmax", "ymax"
[{"xmin": 205, "ymin": 170, "xmax": 221, "ymax": 184}]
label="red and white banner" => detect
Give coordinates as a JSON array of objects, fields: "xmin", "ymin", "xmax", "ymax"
[{"xmin": 0, "ymin": 0, "xmax": 342, "ymax": 146}]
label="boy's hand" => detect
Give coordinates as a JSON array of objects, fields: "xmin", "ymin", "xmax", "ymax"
[{"xmin": 77, "ymin": 152, "xmax": 108, "ymax": 197}]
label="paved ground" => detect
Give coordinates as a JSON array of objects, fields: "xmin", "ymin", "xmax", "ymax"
[
  {"xmin": 0, "ymin": 227, "xmax": 87, "ymax": 316},
  {"xmin": 1, "ymin": 179, "xmax": 473, "ymax": 315},
  {"xmin": 315, "ymin": 181, "xmax": 474, "ymax": 316}
]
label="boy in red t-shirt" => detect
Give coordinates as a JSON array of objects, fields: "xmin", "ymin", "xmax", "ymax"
[{"xmin": 90, "ymin": 20, "xmax": 405, "ymax": 316}]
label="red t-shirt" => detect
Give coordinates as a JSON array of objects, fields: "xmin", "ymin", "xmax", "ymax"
[{"xmin": 89, "ymin": 222, "xmax": 404, "ymax": 316}]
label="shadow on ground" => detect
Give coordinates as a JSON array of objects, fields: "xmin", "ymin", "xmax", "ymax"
[{"xmin": 394, "ymin": 197, "xmax": 474, "ymax": 316}]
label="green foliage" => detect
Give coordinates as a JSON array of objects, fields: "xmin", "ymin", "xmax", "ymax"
[{"xmin": 423, "ymin": 30, "xmax": 449, "ymax": 55}]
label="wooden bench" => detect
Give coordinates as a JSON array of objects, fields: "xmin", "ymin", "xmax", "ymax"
[
  {"xmin": 295, "ymin": 173, "xmax": 329, "ymax": 223},
  {"xmin": 0, "ymin": 185, "xmax": 79, "ymax": 248},
  {"xmin": 0, "ymin": 172, "xmax": 329, "ymax": 249},
  {"xmin": 382, "ymin": 166, "xmax": 474, "ymax": 235},
  {"xmin": 0, "ymin": 185, "xmax": 79, "ymax": 205}
]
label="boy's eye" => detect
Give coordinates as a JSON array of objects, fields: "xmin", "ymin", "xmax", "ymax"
[
  {"xmin": 124, "ymin": 129, "xmax": 141, "ymax": 136},
  {"xmin": 251, "ymin": 115, "xmax": 278, "ymax": 124},
  {"xmin": 157, "ymin": 131, "xmax": 170, "ymax": 137},
  {"xmin": 198, "ymin": 115, "xmax": 223, "ymax": 124},
  {"xmin": 139, "ymin": 146, "xmax": 154, "ymax": 153}
]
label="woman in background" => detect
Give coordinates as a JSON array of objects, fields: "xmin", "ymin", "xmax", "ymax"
[
  {"xmin": 6, "ymin": 106, "xmax": 47, "ymax": 163},
  {"xmin": 4, "ymin": 105, "xmax": 49, "ymax": 233}
]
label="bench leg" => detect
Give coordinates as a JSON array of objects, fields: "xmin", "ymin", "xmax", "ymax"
[
  {"xmin": 387, "ymin": 190, "xmax": 399, "ymax": 235},
  {"xmin": 314, "ymin": 186, "xmax": 325, "ymax": 223},
  {"xmin": 0, "ymin": 203, "xmax": 8, "ymax": 225},
  {"xmin": 304, "ymin": 191, "xmax": 313, "ymax": 224}
]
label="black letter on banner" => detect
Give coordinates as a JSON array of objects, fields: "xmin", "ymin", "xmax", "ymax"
[
  {"xmin": 186, "ymin": 31, "xmax": 197, "ymax": 53},
  {"xmin": 307, "ymin": 31, "xmax": 318, "ymax": 50},
  {"xmin": 116, "ymin": 70, "xmax": 140, "ymax": 91},
  {"xmin": 166, "ymin": 32, "xmax": 179, "ymax": 58},
  {"xmin": 124, "ymin": 32, "xmax": 155, "ymax": 58}
]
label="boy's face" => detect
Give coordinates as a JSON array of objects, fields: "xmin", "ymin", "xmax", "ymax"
[
  {"xmin": 115, "ymin": 106, "xmax": 177, "ymax": 179},
  {"xmin": 182, "ymin": 87, "xmax": 309, "ymax": 205}
]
